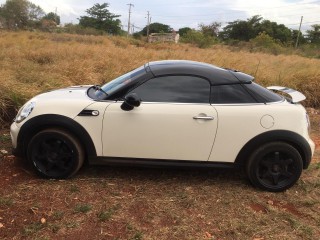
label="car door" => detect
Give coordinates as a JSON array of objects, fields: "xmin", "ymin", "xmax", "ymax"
[{"xmin": 102, "ymin": 75, "xmax": 218, "ymax": 161}]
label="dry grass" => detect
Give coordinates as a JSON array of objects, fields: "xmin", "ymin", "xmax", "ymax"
[
  {"xmin": 0, "ymin": 32, "xmax": 320, "ymax": 238},
  {"xmin": 0, "ymin": 31, "xmax": 319, "ymax": 124}
]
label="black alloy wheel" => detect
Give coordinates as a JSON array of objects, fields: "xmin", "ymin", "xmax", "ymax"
[
  {"xmin": 246, "ymin": 142, "xmax": 303, "ymax": 192},
  {"xmin": 27, "ymin": 129, "xmax": 84, "ymax": 179}
]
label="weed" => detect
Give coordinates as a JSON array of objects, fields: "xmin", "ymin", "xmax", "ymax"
[
  {"xmin": 52, "ymin": 211, "xmax": 64, "ymax": 220},
  {"xmin": 126, "ymin": 223, "xmax": 133, "ymax": 231},
  {"xmin": 22, "ymin": 222, "xmax": 44, "ymax": 236},
  {"xmin": 302, "ymin": 199, "xmax": 319, "ymax": 207},
  {"xmin": 0, "ymin": 197, "xmax": 14, "ymax": 207},
  {"xmin": 49, "ymin": 223, "xmax": 61, "ymax": 233},
  {"xmin": 0, "ymin": 134, "xmax": 10, "ymax": 142},
  {"xmin": 299, "ymin": 225, "xmax": 313, "ymax": 237},
  {"xmin": 74, "ymin": 203, "xmax": 92, "ymax": 213},
  {"xmin": 66, "ymin": 221, "xmax": 79, "ymax": 229},
  {"xmin": 69, "ymin": 184, "xmax": 80, "ymax": 193},
  {"xmin": 130, "ymin": 231, "xmax": 143, "ymax": 240},
  {"xmin": 97, "ymin": 208, "xmax": 114, "ymax": 222},
  {"xmin": 284, "ymin": 215, "xmax": 299, "ymax": 229}
]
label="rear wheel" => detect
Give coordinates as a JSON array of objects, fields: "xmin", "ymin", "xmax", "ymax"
[
  {"xmin": 27, "ymin": 129, "xmax": 84, "ymax": 179},
  {"xmin": 246, "ymin": 142, "xmax": 303, "ymax": 192}
]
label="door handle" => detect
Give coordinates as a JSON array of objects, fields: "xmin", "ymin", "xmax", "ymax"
[{"xmin": 193, "ymin": 116, "xmax": 214, "ymax": 120}]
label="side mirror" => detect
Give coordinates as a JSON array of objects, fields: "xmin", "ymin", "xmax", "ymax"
[{"xmin": 121, "ymin": 93, "xmax": 141, "ymax": 111}]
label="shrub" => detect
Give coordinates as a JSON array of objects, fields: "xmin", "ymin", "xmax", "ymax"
[
  {"xmin": 180, "ymin": 30, "xmax": 217, "ymax": 48},
  {"xmin": 249, "ymin": 32, "xmax": 284, "ymax": 55}
]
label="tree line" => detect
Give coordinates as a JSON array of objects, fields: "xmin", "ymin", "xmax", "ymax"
[{"xmin": 1, "ymin": 0, "xmax": 319, "ymax": 47}]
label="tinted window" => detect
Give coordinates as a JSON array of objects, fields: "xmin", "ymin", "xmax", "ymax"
[
  {"xmin": 130, "ymin": 76, "xmax": 210, "ymax": 103},
  {"xmin": 245, "ymin": 82, "xmax": 283, "ymax": 103},
  {"xmin": 211, "ymin": 84, "xmax": 257, "ymax": 104}
]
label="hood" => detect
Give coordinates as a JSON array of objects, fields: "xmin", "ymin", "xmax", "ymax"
[
  {"xmin": 29, "ymin": 85, "xmax": 95, "ymax": 119},
  {"xmin": 39, "ymin": 85, "xmax": 92, "ymax": 99}
]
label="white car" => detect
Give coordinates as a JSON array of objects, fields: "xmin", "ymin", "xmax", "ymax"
[{"xmin": 10, "ymin": 60, "xmax": 315, "ymax": 192}]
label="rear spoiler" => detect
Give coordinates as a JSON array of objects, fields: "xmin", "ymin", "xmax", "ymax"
[{"xmin": 267, "ymin": 86, "xmax": 306, "ymax": 103}]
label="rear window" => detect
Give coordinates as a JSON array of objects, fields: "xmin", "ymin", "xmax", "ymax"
[{"xmin": 245, "ymin": 83, "xmax": 283, "ymax": 103}]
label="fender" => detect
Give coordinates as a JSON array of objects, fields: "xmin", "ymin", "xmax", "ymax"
[
  {"xmin": 16, "ymin": 114, "xmax": 97, "ymax": 158},
  {"xmin": 235, "ymin": 130, "xmax": 312, "ymax": 169}
]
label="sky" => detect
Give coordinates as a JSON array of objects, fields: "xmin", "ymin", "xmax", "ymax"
[{"xmin": 1, "ymin": 0, "xmax": 320, "ymax": 33}]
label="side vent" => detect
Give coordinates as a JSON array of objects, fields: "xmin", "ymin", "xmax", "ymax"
[{"xmin": 78, "ymin": 110, "xmax": 99, "ymax": 116}]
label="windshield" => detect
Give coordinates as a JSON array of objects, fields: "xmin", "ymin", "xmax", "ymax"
[{"xmin": 101, "ymin": 65, "xmax": 146, "ymax": 96}]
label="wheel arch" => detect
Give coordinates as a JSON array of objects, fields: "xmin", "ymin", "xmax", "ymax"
[
  {"xmin": 235, "ymin": 130, "xmax": 312, "ymax": 169},
  {"xmin": 17, "ymin": 114, "xmax": 97, "ymax": 159}
]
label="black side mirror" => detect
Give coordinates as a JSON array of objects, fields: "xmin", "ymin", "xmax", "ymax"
[{"xmin": 121, "ymin": 93, "xmax": 141, "ymax": 111}]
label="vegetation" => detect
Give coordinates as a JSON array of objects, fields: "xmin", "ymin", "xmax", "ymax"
[
  {"xmin": 0, "ymin": 0, "xmax": 44, "ymax": 29},
  {"xmin": 180, "ymin": 29, "xmax": 217, "ymax": 48},
  {"xmin": 0, "ymin": 0, "xmax": 319, "ymax": 51},
  {"xmin": 42, "ymin": 12, "xmax": 60, "ymax": 25},
  {"xmin": 0, "ymin": 31, "xmax": 319, "ymax": 127},
  {"xmin": 307, "ymin": 24, "xmax": 320, "ymax": 45},
  {"xmin": 139, "ymin": 22, "xmax": 173, "ymax": 36},
  {"xmin": 221, "ymin": 15, "xmax": 292, "ymax": 43},
  {"xmin": 78, "ymin": 3, "xmax": 121, "ymax": 35}
]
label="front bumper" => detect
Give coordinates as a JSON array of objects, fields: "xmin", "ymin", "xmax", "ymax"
[{"xmin": 10, "ymin": 122, "xmax": 23, "ymax": 157}]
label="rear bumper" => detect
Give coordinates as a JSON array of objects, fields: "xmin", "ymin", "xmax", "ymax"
[{"xmin": 304, "ymin": 137, "xmax": 315, "ymax": 169}]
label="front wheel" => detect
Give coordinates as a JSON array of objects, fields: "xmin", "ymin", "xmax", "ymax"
[
  {"xmin": 246, "ymin": 142, "xmax": 303, "ymax": 192},
  {"xmin": 27, "ymin": 129, "xmax": 85, "ymax": 179}
]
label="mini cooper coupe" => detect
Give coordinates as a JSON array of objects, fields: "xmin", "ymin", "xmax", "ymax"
[{"xmin": 10, "ymin": 60, "xmax": 315, "ymax": 192}]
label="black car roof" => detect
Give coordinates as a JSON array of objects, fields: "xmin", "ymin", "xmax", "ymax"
[{"xmin": 146, "ymin": 60, "xmax": 254, "ymax": 85}]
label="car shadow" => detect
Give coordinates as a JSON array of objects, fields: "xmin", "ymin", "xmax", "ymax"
[{"xmin": 77, "ymin": 164, "xmax": 250, "ymax": 188}]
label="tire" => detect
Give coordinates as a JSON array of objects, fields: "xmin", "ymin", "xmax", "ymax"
[
  {"xmin": 27, "ymin": 128, "xmax": 85, "ymax": 179},
  {"xmin": 246, "ymin": 142, "xmax": 303, "ymax": 192}
]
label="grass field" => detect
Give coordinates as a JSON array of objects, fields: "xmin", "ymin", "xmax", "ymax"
[
  {"xmin": 0, "ymin": 31, "xmax": 320, "ymax": 124},
  {"xmin": 0, "ymin": 31, "xmax": 320, "ymax": 239}
]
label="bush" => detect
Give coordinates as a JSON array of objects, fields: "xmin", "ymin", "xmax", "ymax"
[
  {"xmin": 63, "ymin": 24, "xmax": 105, "ymax": 36},
  {"xmin": 180, "ymin": 30, "xmax": 217, "ymax": 48},
  {"xmin": 249, "ymin": 32, "xmax": 284, "ymax": 55}
]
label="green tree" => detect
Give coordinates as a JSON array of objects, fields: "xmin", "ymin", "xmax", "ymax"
[
  {"xmin": 0, "ymin": 0, "xmax": 44, "ymax": 29},
  {"xmin": 291, "ymin": 30, "xmax": 307, "ymax": 45},
  {"xmin": 199, "ymin": 22, "xmax": 221, "ymax": 37},
  {"xmin": 140, "ymin": 22, "xmax": 172, "ymax": 36},
  {"xmin": 42, "ymin": 12, "xmax": 60, "ymax": 25},
  {"xmin": 221, "ymin": 19, "xmax": 257, "ymax": 41},
  {"xmin": 306, "ymin": 24, "xmax": 320, "ymax": 44},
  {"xmin": 221, "ymin": 15, "xmax": 292, "ymax": 44},
  {"xmin": 178, "ymin": 27, "xmax": 191, "ymax": 36},
  {"xmin": 79, "ymin": 3, "xmax": 121, "ymax": 35},
  {"xmin": 258, "ymin": 20, "xmax": 291, "ymax": 44}
]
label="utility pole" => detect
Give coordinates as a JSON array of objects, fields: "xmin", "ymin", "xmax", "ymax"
[
  {"xmin": 131, "ymin": 24, "xmax": 135, "ymax": 34},
  {"xmin": 127, "ymin": 3, "xmax": 134, "ymax": 36},
  {"xmin": 295, "ymin": 16, "xmax": 303, "ymax": 48},
  {"xmin": 146, "ymin": 11, "xmax": 151, "ymax": 41},
  {"xmin": 55, "ymin": 7, "xmax": 58, "ymax": 25}
]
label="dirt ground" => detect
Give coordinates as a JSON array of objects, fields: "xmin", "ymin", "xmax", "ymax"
[{"xmin": 0, "ymin": 109, "xmax": 319, "ymax": 240}]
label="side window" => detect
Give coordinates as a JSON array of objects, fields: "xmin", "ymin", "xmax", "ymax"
[
  {"xmin": 210, "ymin": 84, "xmax": 257, "ymax": 104},
  {"xmin": 130, "ymin": 75, "xmax": 210, "ymax": 103}
]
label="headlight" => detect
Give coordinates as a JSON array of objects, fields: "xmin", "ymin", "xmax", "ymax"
[{"xmin": 15, "ymin": 101, "xmax": 36, "ymax": 123}]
